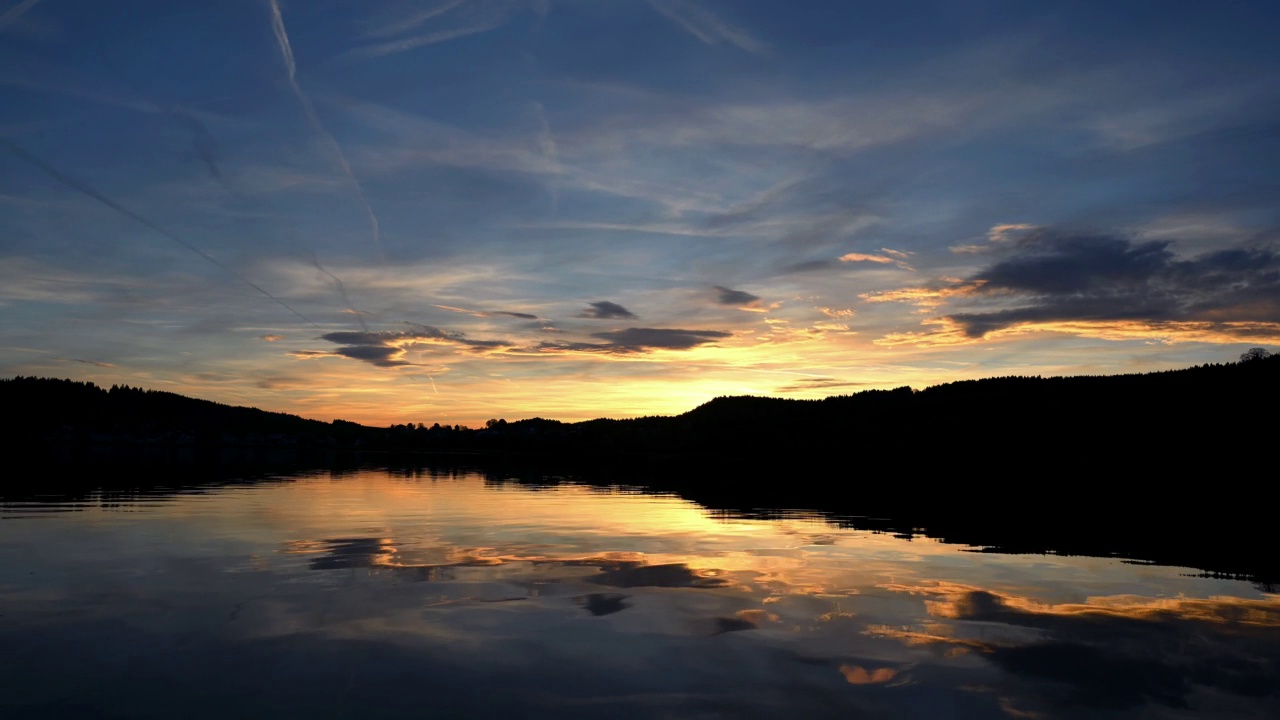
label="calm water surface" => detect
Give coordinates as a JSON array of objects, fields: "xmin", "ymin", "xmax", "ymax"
[{"xmin": 1, "ymin": 468, "xmax": 1276, "ymax": 719}]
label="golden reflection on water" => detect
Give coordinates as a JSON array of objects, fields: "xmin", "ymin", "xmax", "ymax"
[{"xmin": 2, "ymin": 468, "xmax": 1278, "ymax": 719}]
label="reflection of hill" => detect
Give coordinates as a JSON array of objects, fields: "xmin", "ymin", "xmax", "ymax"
[
  {"xmin": 3, "ymin": 454, "xmax": 1277, "ymax": 586},
  {"xmin": 4, "ymin": 356, "xmax": 1278, "ymax": 582}
]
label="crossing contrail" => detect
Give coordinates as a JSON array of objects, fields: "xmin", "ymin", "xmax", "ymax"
[
  {"xmin": 268, "ymin": 0, "xmax": 385, "ymax": 262},
  {"xmin": 0, "ymin": 0, "xmax": 46, "ymax": 33},
  {"xmin": 1, "ymin": 137, "xmax": 319, "ymax": 327},
  {"xmin": 310, "ymin": 251, "xmax": 369, "ymax": 331}
]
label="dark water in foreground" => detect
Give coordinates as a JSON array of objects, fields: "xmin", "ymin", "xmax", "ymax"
[{"xmin": 1, "ymin": 468, "xmax": 1276, "ymax": 719}]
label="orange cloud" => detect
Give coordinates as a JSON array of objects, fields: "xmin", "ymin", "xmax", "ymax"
[
  {"xmin": 951, "ymin": 223, "xmax": 1039, "ymax": 253},
  {"xmin": 874, "ymin": 318, "xmax": 1280, "ymax": 347},
  {"xmin": 839, "ymin": 665, "xmax": 899, "ymax": 685},
  {"xmin": 840, "ymin": 252, "xmax": 894, "ymax": 264},
  {"xmin": 839, "ymin": 251, "xmax": 914, "ymax": 270},
  {"xmin": 859, "ymin": 281, "xmax": 984, "ymax": 309}
]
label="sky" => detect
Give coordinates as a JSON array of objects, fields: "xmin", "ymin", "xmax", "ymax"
[{"xmin": 2, "ymin": 0, "xmax": 1279, "ymax": 427}]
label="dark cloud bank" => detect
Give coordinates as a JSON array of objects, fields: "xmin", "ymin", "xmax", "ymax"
[
  {"xmin": 314, "ymin": 327, "xmax": 514, "ymax": 367},
  {"xmin": 578, "ymin": 301, "xmax": 637, "ymax": 319},
  {"xmin": 308, "ymin": 325, "xmax": 733, "ymax": 366},
  {"xmin": 948, "ymin": 230, "xmax": 1280, "ymax": 337},
  {"xmin": 539, "ymin": 328, "xmax": 732, "ymax": 354},
  {"xmin": 713, "ymin": 286, "xmax": 760, "ymax": 306}
]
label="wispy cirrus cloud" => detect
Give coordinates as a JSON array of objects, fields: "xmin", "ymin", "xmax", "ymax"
[
  {"xmin": 268, "ymin": 0, "xmax": 384, "ymax": 261},
  {"xmin": 839, "ymin": 250, "xmax": 913, "ymax": 270},
  {"xmin": 0, "ymin": 139, "xmax": 319, "ymax": 327},
  {"xmin": 434, "ymin": 303, "xmax": 538, "ymax": 320},
  {"xmin": 775, "ymin": 377, "xmax": 865, "ymax": 393},
  {"xmin": 364, "ymin": 0, "xmax": 471, "ymax": 39},
  {"xmin": 0, "ymin": 0, "xmax": 45, "ymax": 34},
  {"xmin": 327, "ymin": 21, "xmax": 504, "ymax": 65},
  {"xmin": 951, "ymin": 223, "xmax": 1040, "ymax": 254},
  {"xmin": 647, "ymin": 0, "xmax": 768, "ymax": 56}
]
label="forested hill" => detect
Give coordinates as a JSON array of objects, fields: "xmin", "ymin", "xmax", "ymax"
[
  {"xmin": 4, "ymin": 353, "xmax": 1278, "ymax": 463},
  {"xmin": 461, "ymin": 354, "xmax": 1280, "ymax": 468},
  {"xmin": 0, "ymin": 377, "xmax": 379, "ymax": 449}
]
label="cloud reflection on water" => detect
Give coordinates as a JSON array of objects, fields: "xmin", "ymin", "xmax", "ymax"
[{"xmin": 2, "ymin": 471, "xmax": 1278, "ymax": 718}]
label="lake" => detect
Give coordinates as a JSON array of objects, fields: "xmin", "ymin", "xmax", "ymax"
[{"xmin": 1, "ymin": 465, "xmax": 1276, "ymax": 719}]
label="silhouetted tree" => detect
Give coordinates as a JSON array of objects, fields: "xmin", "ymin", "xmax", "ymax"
[{"xmin": 1240, "ymin": 347, "xmax": 1271, "ymax": 363}]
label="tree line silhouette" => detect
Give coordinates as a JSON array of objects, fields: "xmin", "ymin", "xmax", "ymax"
[
  {"xmin": 3, "ymin": 352, "xmax": 1277, "ymax": 583},
  {"xmin": 4, "ymin": 352, "xmax": 1277, "ymax": 468}
]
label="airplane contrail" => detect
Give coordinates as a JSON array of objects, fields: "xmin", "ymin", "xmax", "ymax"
[
  {"xmin": 1, "ymin": 137, "xmax": 319, "ymax": 327},
  {"xmin": 95, "ymin": 49, "xmax": 233, "ymax": 193},
  {"xmin": 366, "ymin": 0, "xmax": 471, "ymax": 39},
  {"xmin": 310, "ymin": 251, "xmax": 369, "ymax": 331},
  {"xmin": 0, "ymin": 0, "xmax": 46, "ymax": 33},
  {"xmin": 268, "ymin": 0, "xmax": 385, "ymax": 262}
]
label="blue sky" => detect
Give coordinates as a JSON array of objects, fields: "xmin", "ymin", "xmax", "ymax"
[{"xmin": 3, "ymin": 0, "xmax": 1279, "ymax": 425}]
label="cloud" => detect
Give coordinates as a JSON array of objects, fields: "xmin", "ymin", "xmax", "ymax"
[
  {"xmin": 268, "ymin": 0, "xmax": 384, "ymax": 261},
  {"xmin": 782, "ymin": 248, "xmax": 913, "ymax": 275},
  {"xmin": 0, "ymin": 0, "xmax": 46, "ymax": 34},
  {"xmin": 781, "ymin": 259, "xmax": 840, "ymax": 274},
  {"xmin": 536, "ymin": 327, "xmax": 733, "ymax": 354},
  {"xmin": 71, "ymin": 358, "xmax": 116, "ymax": 368},
  {"xmin": 874, "ymin": 316, "xmax": 1280, "ymax": 348},
  {"xmin": 952, "ymin": 223, "xmax": 1041, "ymax": 254},
  {"xmin": 811, "ymin": 321, "xmax": 850, "ymax": 331},
  {"xmin": 713, "ymin": 286, "xmax": 761, "ymax": 308},
  {"xmin": 839, "ymin": 253, "xmax": 894, "ymax": 264},
  {"xmin": 860, "ymin": 281, "xmax": 982, "ymax": 310},
  {"xmin": 254, "ymin": 375, "xmax": 307, "ymax": 390},
  {"xmin": 593, "ymin": 327, "xmax": 731, "ymax": 351},
  {"xmin": 364, "ymin": 0, "xmax": 471, "ymax": 39},
  {"xmin": 869, "ymin": 229, "xmax": 1280, "ymax": 344},
  {"xmin": 972, "ymin": 233, "xmax": 1172, "ymax": 296},
  {"xmin": 326, "ymin": 327, "xmax": 511, "ymax": 350},
  {"xmin": 312, "ymin": 254, "xmax": 367, "ymax": 331},
  {"xmin": 839, "ymin": 251, "xmax": 913, "ymax": 270},
  {"xmin": 333, "ymin": 344, "xmax": 408, "ymax": 367},
  {"xmin": 775, "ymin": 378, "xmax": 866, "ymax": 393},
  {"xmin": 434, "ymin": 304, "xmax": 538, "ymax": 320},
  {"xmin": 578, "ymin": 301, "xmax": 637, "ymax": 319},
  {"xmin": 839, "ymin": 666, "xmax": 899, "ymax": 686},
  {"xmin": 877, "ymin": 582, "xmax": 1280, "ymax": 715},
  {"xmin": 647, "ymin": 0, "xmax": 768, "ymax": 56},
  {"xmin": 0, "ymin": 139, "xmax": 319, "ymax": 328},
  {"xmin": 305, "ymin": 326, "xmax": 515, "ymax": 368},
  {"xmin": 259, "ymin": 334, "xmax": 284, "ymax": 342},
  {"xmin": 328, "ymin": 21, "xmax": 504, "ymax": 65}
]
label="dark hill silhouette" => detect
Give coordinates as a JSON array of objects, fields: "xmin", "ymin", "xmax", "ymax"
[
  {"xmin": 0, "ymin": 376, "xmax": 381, "ymax": 451},
  {"xmin": 5, "ymin": 354, "xmax": 1278, "ymax": 463},
  {"xmin": 3, "ymin": 355, "xmax": 1278, "ymax": 582}
]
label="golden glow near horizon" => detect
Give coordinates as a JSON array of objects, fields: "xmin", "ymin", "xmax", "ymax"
[
  {"xmin": 29, "ymin": 298, "xmax": 1278, "ymax": 428},
  {"xmin": 4, "ymin": 2, "xmax": 1278, "ymax": 428},
  {"xmin": 9, "ymin": 469, "xmax": 1276, "ymax": 718}
]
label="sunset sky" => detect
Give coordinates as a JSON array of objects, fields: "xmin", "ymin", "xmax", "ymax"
[{"xmin": 2, "ymin": 0, "xmax": 1278, "ymax": 427}]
